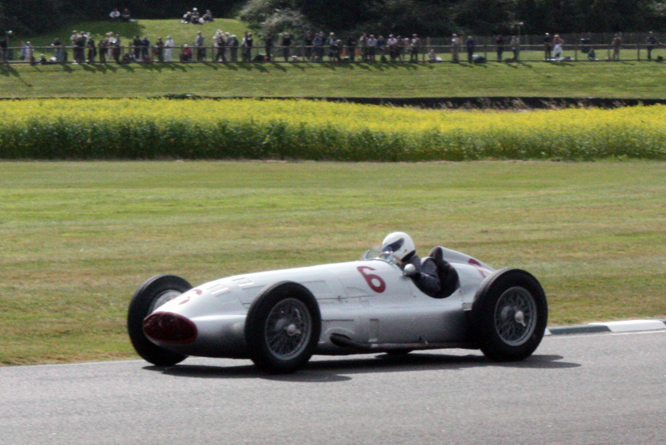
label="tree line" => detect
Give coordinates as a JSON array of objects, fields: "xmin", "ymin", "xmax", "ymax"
[{"xmin": 2, "ymin": 0, "xmax": 666, "ymax": 37}]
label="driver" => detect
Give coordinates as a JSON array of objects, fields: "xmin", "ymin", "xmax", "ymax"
[{"xmin": 381, "ymin": 232, "xmax": 441, "ymax": 297}]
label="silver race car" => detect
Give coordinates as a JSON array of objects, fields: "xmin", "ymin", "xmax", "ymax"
[{"xmin": 128, "ymin": 240, "xmax": 548, "ymax": 374}]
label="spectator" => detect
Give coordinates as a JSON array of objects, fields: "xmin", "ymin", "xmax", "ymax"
[
  {"xmin": 358, "ymin": 33, "xmax": 367, "ymax": 61},
  {"xmin": 451, "ymin": 34, "xmax": 460, "ymax": 63},
  {"xmin": 109, "ymin": 8, "xmax": 121, "ymax": 22},
  {"xmin": 428, "ymin": 49, "xmax": 442, "ymax": 62},
  {"xmin": 86, "ymin": 34, "xmax": 96, "ymax": 63},
  {"xmin": 377, "ymin": 35, "xmax": 386, "ymax": 61},
  {"xmin": 164, "ymin": 35, "xmax": 175, "ymax": 62},
  {"xmin": 281, "ymin": 33, "xmax": 292, "ymax": 62},
  {"xmin": 191, "ymin": 8, "xmax": 201, "ymax": 24},
  {"xmin": 180, "ymin": 44, "xmax": 192, "ymax": 62},
  {"xmin": 466, "ymin": 35, "xmax": 475, "ymax": 63},
  {"xmin": 330, "ymin": 39, "xmax": 342, "ymax": 62},
  {"xmin": 1, "ymin": 33, "xmax": 9, "ymax": 63},
  {"xmin": 587, "ymin": 47, "xmax": 597, "ymax": 61},
  {"xmin": 496, "ymin": 35, "xmax": 504, "ymax": 61},
  {"xmin": 121, "ymin": 9, "xmax": 132, "ymax": 22},
  {"xmin": 142, "ymin": 36, "xmax": 150, "ymax": 61},
  {"xmin": 25, "ymin": 42, "xmax": 35, "ymax": 64},
  {"xmin": 409, "ymin": 34, "xmax": 420, "ymax": 62},
  {"xmin": 52, "ymin": 37, "xmax": 64, "ymax": 62},
  {"xmin": 214, "ymin": 31, "xmax": 227, "ymax": 62},
  {"xmin": 544, "ymin": 33, "xmax": 552, "ymax": 60},
  {"xmin": 510, "ymin": 35, "xmax": 520, "ymax": 61},
  {"xmin": 112, "ymin": 34, "xmax": 121, "ymax": 63},
  {"xmin": 155, "ymin": 37, "xmax": 164, "ymax": 63},
  {"xmin": 195, "ymin": 31, "xmax": 205, "ymax": 62},
  {"xmin": 612, "ymin": 33, "xmax": 622, "ymax": 61},
  {"xmin": 327, "ymin": 32, "xmax": 337, "ymax": 61},
  {"xmin": 98, "ymin": 38, "xmax": 106, "ymax": 63},
  {"xmin": 241, "ymin": 31, "xmax": 253, "ymax": 62},
  {"xmin": 20, "ymin": 41, "xmax": 28, "ymax": 61},
  {"xmin": 646, "ymin": 31, "xmax": 660, "ymax": 61},
  {"xmin": 345, "ymin": 34, "xmax": 357, "ymax": 62},
  {"xmin": 313, "ymin": 32, "xmax": 324, "ymax": 61},
  {"xmin": 181, "ymin": 11, "xmax": 192, "ymax": 23},
  {"xmin": 202, "ymin": 10, "xmax": 214, "ymax": 22},
  {"xmin": 553, "ymin": 34, "xmax": 564, "ymax": 59},
  {"xmin": 367, "ymin": 34, "xmax": 377, "ymax": 61},
  {"xmin": 304, "ymin": 32, "xmax": 313, "ymax": 61},
  {"xmin": 228, "ymin": 35, "xmax": 239, "ymax": 62},
  {"xmin": 132, "ymin": 35, "xmax": 142, "ymax": 60},
  {"xmin": 387, "ymin": 34, "xmax": 398, "ymax": 61},
  {"xmin": 74, "ymin": 31, "xmax": 86, "ymax": 64}
]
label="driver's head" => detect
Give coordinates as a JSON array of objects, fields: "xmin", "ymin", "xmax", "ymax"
[{"xmin": 382, "ymin": 232, "xmax": 415, "ymax": 262}]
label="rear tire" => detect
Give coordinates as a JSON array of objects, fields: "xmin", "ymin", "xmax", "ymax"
[
  {"xmin": 127, "ymin": 274, "xmax": 192, "ymax": 366},
  {"xmin": 245, "ymin": 282, "xmax": 321, "ymax": 374},
  {"xmin": 471, "ymin": 268, "xmax": 548, "ymax": 361}
]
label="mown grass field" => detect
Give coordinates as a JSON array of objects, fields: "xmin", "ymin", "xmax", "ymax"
[
  {"xmin": 3, "ymin": 59, "xmax": 666, "ymax": 99},
  {"xmin": 1, "ymin": 161, "xmax": 665, "ymax": 365}
]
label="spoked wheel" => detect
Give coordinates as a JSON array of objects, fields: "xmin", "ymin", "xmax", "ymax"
[
  {"xmin": 472, "ymin": 269, "xmax": 548, "ymax": 361},
  {"xmin": 127, "ymin": 274, "xmax": 192, "ymax": 366},
  {"xmin": 245, "ymin": 282, "xmax": 321, "ymax": 374}
]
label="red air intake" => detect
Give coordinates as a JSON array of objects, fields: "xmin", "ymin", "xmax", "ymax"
[{"xmin": 143, "ymin": 312, "xmax": 198, "ymax": 345}]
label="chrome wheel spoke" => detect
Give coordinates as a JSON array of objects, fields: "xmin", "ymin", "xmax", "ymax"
[
  {"xmin": 494, "ymin": 286, "xmax": 537, "ymax": 346},
  {"xmin": 264, "ymin": 298, "xmax": 311, "ymax": 360}
]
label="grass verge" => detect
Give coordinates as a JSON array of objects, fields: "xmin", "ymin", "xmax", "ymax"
[
  {"xmin": 1, "ymin": 54, "xmax": 666, "ymax": 99},
  {"xmin": 1, "ymin": 161, "xmax": 665, "ymax": 365}
]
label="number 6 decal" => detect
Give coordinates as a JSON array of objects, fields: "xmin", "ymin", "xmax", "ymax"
[{"xmin": 357, "ymin": 266, "xmax": 386, "ymax": 293}]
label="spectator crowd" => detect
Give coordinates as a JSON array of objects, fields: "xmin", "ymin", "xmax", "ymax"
[{"xmin": 0, "ymin": 7, "xmax": 663, "ymax": 65}]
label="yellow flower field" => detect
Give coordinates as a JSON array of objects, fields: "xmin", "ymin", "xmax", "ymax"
[{"xmin": 0, "ymin": 99, "xmax": 665, "ymax": 160}]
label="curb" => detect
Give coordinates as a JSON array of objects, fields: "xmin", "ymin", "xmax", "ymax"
[{"xmin": 545, "ymin": 319, "xmax": 666, "ymax": 336}]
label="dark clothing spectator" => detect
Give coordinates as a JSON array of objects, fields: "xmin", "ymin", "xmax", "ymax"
[
  {"xmin": 496, "ymin": 35, "xmax": 504, "ymax": 61},
  {"xmin": 264, "ymin": 36, "xmax": 273, "ymax": 61},
  {"xmin": 142, "ymin": 37, "xmax": 150, "ymax": 61},
  {"xmin": 228, "ymin": 36, "xmax": 239, "ymax": 62},
  {"xmin": 195, "ymin": 32, "xmax": 205, "ymax": 62},
  {"xmin": 133, "ymin": 36, "xmax": 142, "ymax": 60},
  {"xmin": 98, "ymin": 39, "xmax": 107, "ymax": 63},
  {"xmin": 346, "ymin": 35, "xmax": 357, "ymax": 62},
  {"xmin": 241, "ymin": 32, "xmax": 253, "ymax": 62},
  {"xmin": 86, "ymin": 38, "xmax": 96, "ymax": 63},
  {"xmin": 155, "ymin": 38, "xmax": 164, "ymax": 63},
  {"xmin": 466, "ymin": 36, "xmax": 475, "ymax": 63},
  {"xmin": 544, "ymin": 33, "xmax": 552, "ymax": 60},
  {"xmin": 313, "ymin": 34, "xmax": 324, "ymax": 61},
  {"xmin": 646, "ymin": 32, "xmax": 660, "ymax": 60},
  {"xmin": 409, "ymin": 35, "xmax": 420, "ymax": 62},
  {"xmin": 282, "ymin": 34, "xmax": 292, "ymax": 62}
]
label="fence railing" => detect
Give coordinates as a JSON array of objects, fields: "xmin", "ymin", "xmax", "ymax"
[{"xmin": 2, "ymin": 43, "xmax": 665, "ymax": 64}]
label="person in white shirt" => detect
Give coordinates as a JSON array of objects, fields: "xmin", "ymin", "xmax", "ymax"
[{"xmin": 164, "ymin": 36, "xmax": 175, "ymax": 62}]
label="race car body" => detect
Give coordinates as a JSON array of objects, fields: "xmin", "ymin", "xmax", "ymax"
[{"xmin": 128, "ymin": 246, "xmax": 548, "ymax": 374}]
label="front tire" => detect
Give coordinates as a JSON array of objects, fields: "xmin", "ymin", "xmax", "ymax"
[
  {"xmin": 245, "ymin": 282, "xmax": 321, "ymax": 374},
  {"xmin": 471, "ymin": 268, "xmax": 548, "ymax": 361},
  {"xmin": 127, "ymin": 274, "xmax": 192, "ymax": 366}
]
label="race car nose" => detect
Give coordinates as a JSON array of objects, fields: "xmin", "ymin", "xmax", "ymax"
[{"xmin": 143, "ymin": 312, "xmax": 198, "ymax": 344}]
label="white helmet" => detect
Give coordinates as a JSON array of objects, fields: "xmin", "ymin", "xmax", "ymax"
[{"xmin": 381, "ymin": 232, "xmax": 415, "ymax": 261}]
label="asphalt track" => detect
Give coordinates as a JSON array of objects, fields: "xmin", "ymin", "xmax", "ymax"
[{"xmin": 1, "ymin": 329, "xmax": 665, "ymax": 445}]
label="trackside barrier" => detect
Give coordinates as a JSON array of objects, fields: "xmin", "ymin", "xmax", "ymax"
[{"xmin": 3, "ymin": 44, "xmax": 666, "ymax": 65}]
